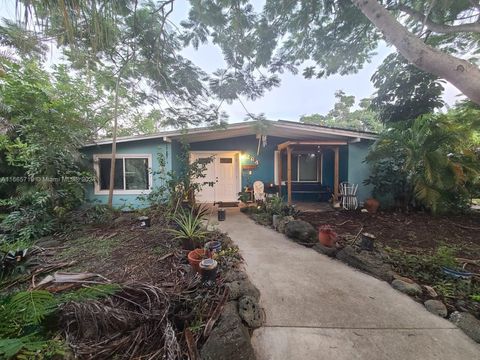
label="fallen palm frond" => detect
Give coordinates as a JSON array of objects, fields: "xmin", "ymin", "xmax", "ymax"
[{"xmin": 61, "ymin": 283, "xmax": 181, "ymax": 360}]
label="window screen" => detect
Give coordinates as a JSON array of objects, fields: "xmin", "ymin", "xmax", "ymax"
[
  {"xmin": 298, "ymin": 154, "xmax": 318, "ymax": 181},
  {"xmin": 99, "ymin": 158, "xmax": 124, "ymax": 190},
  {"xmin": 125, "ymin": 158, "xmax": 149, "ymax": 190}
]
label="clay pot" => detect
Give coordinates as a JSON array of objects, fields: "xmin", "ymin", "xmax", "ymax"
[
  {"xmin": 187, "ymin": 249, "xmax": 207, "ymax": 273},
  {"xmin": 364, "ymin": 198, "xmax": 380, "ymax": 214},
  {"xmin": 318, "ymin": 228, "xmax": 337, "ymax": 248}
]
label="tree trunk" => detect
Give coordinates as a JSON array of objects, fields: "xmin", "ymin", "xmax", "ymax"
[
  {"xmin": 352, "ymin": 0, "xmax": 480, "ymax": 105},
  {"xmin": 107, "ymin": 75, "xmax": 121, "ymax": 208}
]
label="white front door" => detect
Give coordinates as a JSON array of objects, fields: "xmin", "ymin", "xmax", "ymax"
[{"xmin": 190, "ymin": 152, "xmax": 239, "ymax": 203}]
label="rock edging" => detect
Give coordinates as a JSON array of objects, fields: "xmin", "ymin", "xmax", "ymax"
[{"xmin": 201, "ymin": 269, "xmax": 263, "ymax": 360}]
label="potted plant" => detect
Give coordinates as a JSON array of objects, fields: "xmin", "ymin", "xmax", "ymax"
[
  {"xmin": 318, "ymin": 225, "xmax": 337, "ymax": 248},
  {"xmin": 364, "ymin": 198, "xmax": 380, "ymax": 214}
]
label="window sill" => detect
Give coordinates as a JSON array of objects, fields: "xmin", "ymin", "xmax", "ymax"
[{"xmin": 94, "ymin": 189, "xmax": 152, "ymax": 196}]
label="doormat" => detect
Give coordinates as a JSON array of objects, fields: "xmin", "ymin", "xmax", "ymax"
[{"xmin": 215, "ymin": 202, "xmax": 239, "ymax": 208}]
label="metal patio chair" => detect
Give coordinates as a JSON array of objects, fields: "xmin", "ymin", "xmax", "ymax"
[{"xmin": 340, "ymin": 182, "xmax": 358, "ymax": 210}]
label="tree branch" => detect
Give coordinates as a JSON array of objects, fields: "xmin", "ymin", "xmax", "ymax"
[
  {"xmin": 352, "ymin": 0, "xmax": 480, "ymax": 105},
  {"xmin": 396, "ymin": 4, "xmax": 480, "ymax": 34}
]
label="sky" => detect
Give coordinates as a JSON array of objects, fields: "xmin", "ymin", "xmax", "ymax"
[{"xmin": 0, "ymin": 0, "xmax": 463, "ymax": 123}]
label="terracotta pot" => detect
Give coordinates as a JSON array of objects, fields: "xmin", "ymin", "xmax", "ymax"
[
  {"xmin": 187, "ymin": 249, "xmax": 207, "ymax": 273},
  {"xmin": 319, "ymin": 230, "xmax": 337, "ymax": 248},
  {"xmin": 364, "ymin": 198, "xmax": 380, "ymax": 214}
]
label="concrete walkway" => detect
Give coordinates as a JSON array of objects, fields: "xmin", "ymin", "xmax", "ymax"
[{"xmin": 217, "ymin": 209, "xmax": 480, "ymax": 360}]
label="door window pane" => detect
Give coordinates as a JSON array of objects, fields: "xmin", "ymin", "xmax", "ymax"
[
  {"xmin": 125, "ymin": 158, "xmax": 149, "ymax": 190},
  {"xmin": 298, "ymin": 154, "xmax": 318, "ymax": 181},
  {"xmin": 219, "ymin": 158, "xmax": 233, "ymax": 164},
  {"xmin": 99, "ymin": 158, "xmax": 124, "ymax": 190}
]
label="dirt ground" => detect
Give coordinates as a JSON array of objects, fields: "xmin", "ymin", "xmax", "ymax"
[
  {"xmin": 28, "ymin": 211, "xmax": 243, "ymax": 359},
  {"xmin": 299, "ymin": 210, "xmax": 480, "ymax": 258}
]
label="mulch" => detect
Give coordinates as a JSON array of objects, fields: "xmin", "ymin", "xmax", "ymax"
[{"xmin": 298, "ymin": 210, "xmax": 480, "ymax": 258}]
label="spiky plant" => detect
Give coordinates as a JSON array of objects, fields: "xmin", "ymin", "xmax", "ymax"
[{"xmin": 169, "ymin": 206, "xmax": 209, "ymax": 248}]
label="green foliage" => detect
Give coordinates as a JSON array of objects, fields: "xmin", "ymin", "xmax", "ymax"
[
  {"xmin": 0, "ymin": 60, "xmax": 101, "ymax": 243},
  {"xmin": 301, "ymin": 91, "xmax": 382, "ymax": 132},
  {"xmin": 433, "ymin": 246, "xmax": 458, "ymax": 269},
  {"xmin": 364, "ymin": 153, "xmax": 411, "ymax": 209},
  {"xmin": 183, "ymin": 0, "xmax": 480, "ymax": 104},
  {"xmin": 169, "ymin": 206, "xmax": 209, "ymax": 247},
  {"xmin": 386, "ymin": 246, "xmax": 478, "ymax": 301},
  {"xmin": 58, "ymin": 284, "xmax": 121, "ymax": 303},
  {"xmin": 366, "ymin": 109, "xmax": 480, "ymax": 213},
  {"xmin": 371, "ymin": 53, "xmax": 445, "ymax": 124},
  {"xmin": 142, "ymin": 142, "xmax": 214, "ymax": 211},
  {"xmin": 0, "ymin": 285, "xmax": 120, "ymax": 359}
]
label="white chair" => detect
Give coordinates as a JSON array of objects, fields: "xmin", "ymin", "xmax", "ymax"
[
  {"xmin": 253, "ymin": 181, "xmax": 266, "ymax": 202},
  {"xmin": 340, "ymin": 182, "xmax": 358, "ymax": 210}
]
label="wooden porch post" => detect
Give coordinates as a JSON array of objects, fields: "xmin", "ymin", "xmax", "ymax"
[
  {"xmin": 334, "ymin": 146, "xmax": 339, "ymax": 201},
  {"xmin": 278, "ymin": 150, "xmax": 282, "ymax": 196},
  {"xmin": 287, "ymin": 146, "xmax": 292, "ymax": 205}
]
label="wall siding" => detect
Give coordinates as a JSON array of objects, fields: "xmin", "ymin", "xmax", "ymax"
[
  {"xmin": 81, "ymin": 139, "xmax": 170, "ymax": 209},
  {"xmin": 347, "ymin": 141, "xmax": 374, "ymax": 203},
  {"xmin": 81, "ymin": 135, "xmax": 372, "ymax": 208}
]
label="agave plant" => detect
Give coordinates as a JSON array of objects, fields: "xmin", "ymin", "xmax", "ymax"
[{"xmin": 169, "ymin": 206, "xmax": 209, "ymax": 249}]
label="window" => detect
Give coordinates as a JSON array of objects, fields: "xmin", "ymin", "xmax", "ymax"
[
  {"xmin": 94, "ymin": 154, "xmax": 152, "ymax": 194},
  {"xmin": 219, "ymin": 158, "xmax": 233, "ymax": 164},
  {"xmin": 298, "ymin": 154, "xmax": 318, "ymax": 181},
  {"xmin": 277, "ymin": 152, "xmax": 319, "ymax": 183}
]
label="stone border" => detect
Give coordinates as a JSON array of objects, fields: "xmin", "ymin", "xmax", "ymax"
[
  {"xmin": 201, "ymin": 236, "xmax": 263, "ymax": 360},
  {"xmin": 264, "ymin": 215, "xmax": 480, "ymax": 344}
]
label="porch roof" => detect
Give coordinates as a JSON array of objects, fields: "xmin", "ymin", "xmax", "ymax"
[{"xmin": 82, "ymin": 120, "xmax": 377, "ymax": 147}]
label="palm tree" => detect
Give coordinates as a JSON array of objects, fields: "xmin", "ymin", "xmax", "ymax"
[{"xmin": 368, "ymin": 114, "xmax": 480, "ymax": 214}]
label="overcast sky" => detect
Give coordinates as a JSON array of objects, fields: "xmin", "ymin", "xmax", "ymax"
[{"xmin": 0, "ymin": 0, "xmax": 463, "ymax": 123}]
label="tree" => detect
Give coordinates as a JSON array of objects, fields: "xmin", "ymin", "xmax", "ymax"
[
  {"xmin": 0, "ymin": 60, "xmax": 97, "ymax": 241},
  {"xmin": 300, "ymin": 91, "xmax": 382, "ymax": 132},
  {"xmin": 371, "ymin": 53, "xmax": 445, "ymax": 124},
  {"xmin": 366, "ymin": 108, "xmax": 480, "ymax": 213},
  {"xmin": 17, "ymin": 1, "xmax": 227, "ymax": 207},
  {"xmin": 183, "ymin": 0, "xmax": 480, "ymax": 105}
]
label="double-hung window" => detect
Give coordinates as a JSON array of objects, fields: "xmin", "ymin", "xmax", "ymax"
[{"xmin": 94, "ymin": 154, "xmax": 152, "ymax": 194}]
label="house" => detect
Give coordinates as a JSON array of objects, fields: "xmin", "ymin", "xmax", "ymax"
[{"xmin": 81, "ymin": 120, "xmax": 377, "ymax": 208}]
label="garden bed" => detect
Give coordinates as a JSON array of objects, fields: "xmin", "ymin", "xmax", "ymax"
[
  {"xmin": 0, "ymin": 208, "xmax": 260, "ymax": 359},
  {"xmin": 298, "ymin": 210, "xmax": 480, "ymax": 258}
]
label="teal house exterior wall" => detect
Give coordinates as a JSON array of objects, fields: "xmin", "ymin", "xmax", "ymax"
[
  {"xmin": 347, "ymin": 141, "xmax": 374, "ymax": 203},
  {"xmin": 189, "ymin": 135, "xmax": 350, "ymax": 202},
  {"xmin": 81, "ymin": 138, "xmax": 171, "ymax": 209},
  {"xmin": 81, "ymin": 133, "xmax": 373, "ymax": 208}
]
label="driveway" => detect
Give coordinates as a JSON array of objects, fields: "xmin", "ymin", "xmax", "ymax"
[{"xmin": 217, "ymin": 209, "xmax": 480, "ymax": 360}]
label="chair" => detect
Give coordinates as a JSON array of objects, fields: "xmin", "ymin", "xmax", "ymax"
[
  {"xmin": 340, "ymin": 182, "xmax": 358, "ymax": 210},
  {"xmin": 253, "ymin": 181, "xmax": 266, "ymax": 202}
]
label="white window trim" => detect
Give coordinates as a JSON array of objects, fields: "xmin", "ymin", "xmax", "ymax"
[{"xmin": 93, "ymin": 154, "xmax": 153, "ymax": 195}]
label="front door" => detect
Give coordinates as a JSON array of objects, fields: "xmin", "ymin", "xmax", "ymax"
[{"xmin": 190, "ymin": 152, "xmax": 239, "ymax": 203}]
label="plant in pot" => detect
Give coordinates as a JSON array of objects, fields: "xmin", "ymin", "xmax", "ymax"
[
  {"xmin": 318, "ymin": 225, "xmax": 337, "ymax": 248},
  {"xmin": 169, "ymin": 207, "xmax": 209, "ymax": 272}
]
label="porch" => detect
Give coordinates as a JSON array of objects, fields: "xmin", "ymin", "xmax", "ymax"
[{"xmin": 276, "ymin": 140, "xmax": 346, "ymax": 205}]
